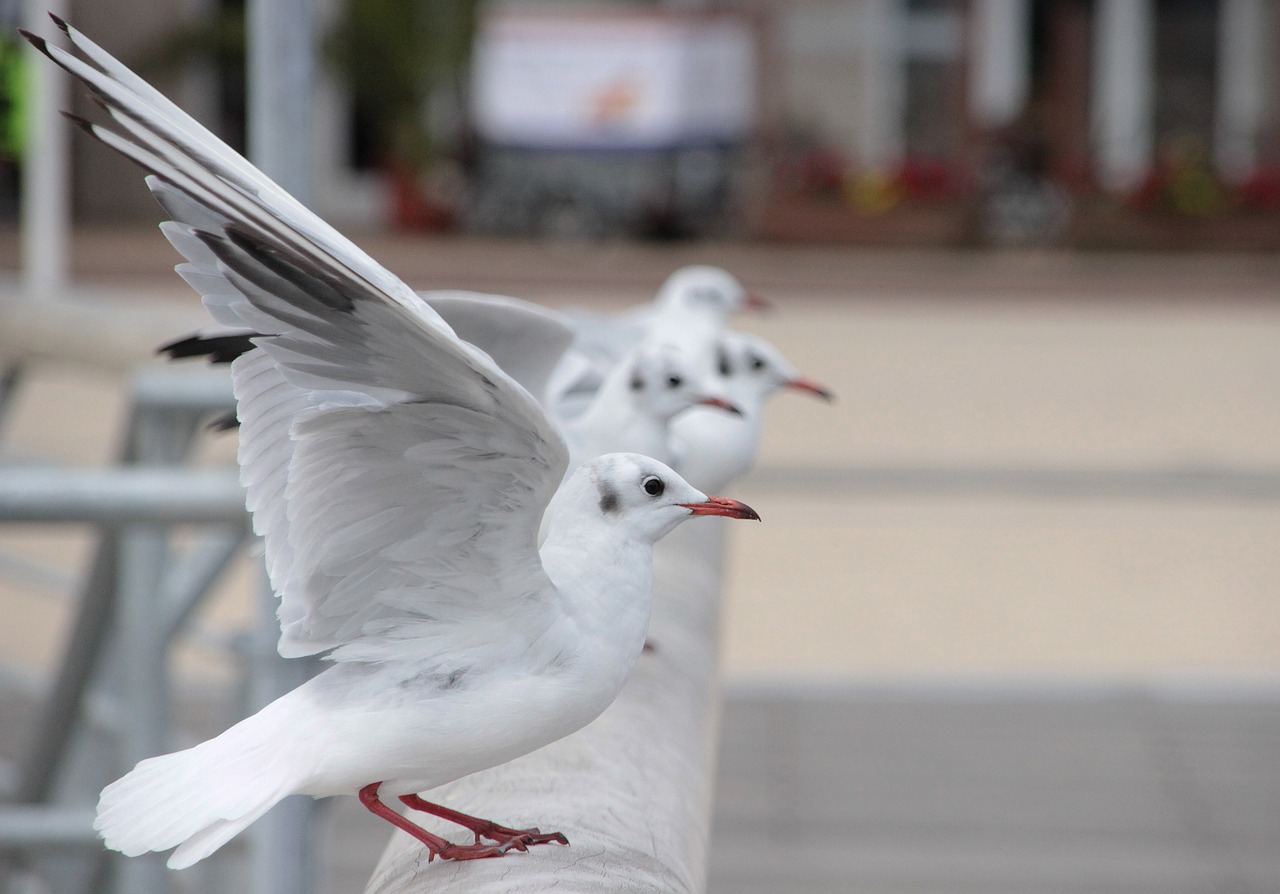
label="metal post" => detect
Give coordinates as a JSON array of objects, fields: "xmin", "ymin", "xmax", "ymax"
[
  {"xmin": 111, "ymin": 522, "xmax": 175, "ymax": 894},
  {"xmin": 969, "ymin": 0, "xmax": 1031, "ymax": 129},
  {"xmin": 857, "ymin": 0, "xmax": 906, "ymax": 172},
  {"xmin": 20, "ymin": 0, "xmax": 71, "ymax": 301},
  {"xmin": 248, "ymin": 562, "xmax": 321, "ymax": 894},
  {"xmin": 247, "ymin": 0, "xmax": 313, "ymax": 203},
  {"xmin": 1215, "ymin": 0, "xmax": 1266, "ymax": 180},
  {"xmin": 244, "ymin": 5, "xmax": 319, "ymax": 889},
  {"xmin": 1091, "ymin": 0, "xmax": 1155, "ymax": 192}
]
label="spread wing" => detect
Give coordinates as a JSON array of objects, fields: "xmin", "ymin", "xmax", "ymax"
[
  {"xmin": 418, "ymin": 291, "xmax": 574, "ymax": 407},
  {"xmin": 162, "ymin": 291, "xmax": 575, "ymax": 411},
  {"xmin": 26, "ymin": 19, "xmax": 570, "ymax": 663}
]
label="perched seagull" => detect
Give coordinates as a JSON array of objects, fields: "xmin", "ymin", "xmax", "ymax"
[
  {"xmin": 672, "ymin": 332, "xmax": 834, "ymax": 493},
  {"xmin": 562, "ymin": 342, "xmax": 740, "ymax": 477},
  {"xmin": 550, "ymin": 265, "xmax": 769, "ymax": 410},
  {"xmin": 629, "ymin": 264, "xmax": 770, "ymax": 340},
  {"xmin": 21, "ymin": 19, "xmax": 760, "ymax": 868}
]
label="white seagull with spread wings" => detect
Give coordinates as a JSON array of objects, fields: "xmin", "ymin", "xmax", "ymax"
[{"xmin": 21, "ymin": 18, "xmax": 759, "ymax": 868}]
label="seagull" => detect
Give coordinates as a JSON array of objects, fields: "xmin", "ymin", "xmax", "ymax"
[
  {"xmin": 549, "ymin": 265, "xmax": 770, "ymax": 411},
  {"xmin": 671, "ymin": 331, "xmax": 834, "ymax": 493},
  {"xmin": 562, "ymin": 341, "xmax": 740, "ymax": 477},
  {"xmin": 21, "ymin": 19, "xmax": 761, "ymax": 868}
]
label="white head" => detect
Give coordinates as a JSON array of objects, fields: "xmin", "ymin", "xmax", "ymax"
[
  {"xmin": 546, "ymin": 453, "xmax": 759, "ymax": 545},
  {"xmin": 617, "ymin": 343, "xmax": 741, "ymax": 422},
  {"xmin": 714, "ymin": 332, "xmax": 835, "ymax": 404},
  {"xmin": 654, "ymin": 265, "xmax": 767, "ymax": 321}
]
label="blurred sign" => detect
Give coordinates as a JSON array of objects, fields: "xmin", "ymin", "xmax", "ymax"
[{"xmin": 472, "ymin": 9, "xmax": 755, "ymax": 150}]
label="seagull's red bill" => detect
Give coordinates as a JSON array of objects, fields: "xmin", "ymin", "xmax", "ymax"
[
  {"xmin": 696, "ymin": 395, "xmax": 744, "ymax": 416},
  {"xmin": 786, "ymin": 377, "xmax": 835, "ymax": 402},
  {"xmin": 744, "ymin": 292, "xmax": 774, "ymax": 312},
  {"xmin": 679, "ymin": 496, "xmax": 761, "ymax": 521}
]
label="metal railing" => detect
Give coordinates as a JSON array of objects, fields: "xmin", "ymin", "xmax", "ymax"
[{"xmin": 0, "ymin": 365, "xmax": 322, "ymax": 894}]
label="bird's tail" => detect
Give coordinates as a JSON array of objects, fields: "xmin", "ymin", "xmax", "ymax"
[{"xmin": 94, "ymin": 709, "xmax": 302, "ymax": 869}]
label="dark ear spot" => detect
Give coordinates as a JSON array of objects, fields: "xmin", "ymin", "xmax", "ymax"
[
  {"xmin": 716, "ymin": 346, "xmax": 732, "ymax": 376},
  {"xmin": 598, "ymin": 480, "xmax": 620, "ymax": 513}
]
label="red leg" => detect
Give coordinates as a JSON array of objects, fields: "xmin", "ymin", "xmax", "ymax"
[
  {"xmin": 399, "ymin": 793, "xmax": 569, "ymax": 850},
  {"xmin": 358, "ymin": 783, "xmax": 519, "ymax": 862}
]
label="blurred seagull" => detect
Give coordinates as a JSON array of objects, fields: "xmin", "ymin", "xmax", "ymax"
[
  {"xmin": 550, "ymin": 265, "xmax": 770, "ymax": 410},
  {"xmin": 672, "ymin": 331, "xmax": 834, "ymax": 493},
  {"xmin": 22, "ymin": 19, "xmax": 760, "ymax": 868},
  {"xmin": 562, "ymin": 341, "xmax": 740, "ymax": 478}
]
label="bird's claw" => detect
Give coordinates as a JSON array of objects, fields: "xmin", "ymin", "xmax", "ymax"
[
  {"xmin": 470, "ymin": 820, "xmax": 568, "ymax": 850},
  {"xmin": 483, "ymin": 827, "xmax": 569, "ymax": 851},
  {"xmin": 432, "ymin": 830, "xmax": 567, "ymax": 862}
]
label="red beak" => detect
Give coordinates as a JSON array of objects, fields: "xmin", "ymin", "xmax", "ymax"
[
  {"xmin": 678, "ymin": 496, "xmax": 761, "ymax": 521},
  {"xmin": 744, "ymin": 292, "xmax": 773, "ymax": 312},
  {"xmin": 786, "ymin": 377, "xmax": 835, "ymax": 402},
  {"xmin": 696, "ymin": 395, "xmax": 744, "ymax": 416}
]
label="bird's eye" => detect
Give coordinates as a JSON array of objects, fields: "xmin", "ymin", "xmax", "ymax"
[
  {"xmin": 749, "ymin": 355, "xmax": 766, "ymax": 371},
  {"xmin": 630, "ymin": 372, "xmax": 645, "ymax": 391},
  {"xmin": 642, "ymin": 475, "xmax": 665, "ymax": 497},
  {"xmin": 666, "ymin": 374, "xmax": 683, "ymax": 389}
]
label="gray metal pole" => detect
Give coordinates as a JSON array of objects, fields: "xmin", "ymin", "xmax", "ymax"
[
  {"xmin": 0, "ymin": 467, "xmax": 246, "ymax": 524},
  {"xmin": 247, "ymin": 0, "xmax": 314, "ymax": 203},
  {"xmin": 245, "ymin": 8, "xmax": 317, "ymax": 890},
  {"xmin": 20, "ymin": 0, "xmax": 72, "ymax": 300}
]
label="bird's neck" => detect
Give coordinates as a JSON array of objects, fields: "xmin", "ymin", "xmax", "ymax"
[
  {"xmin": 538, "ymin": 518, "xmax": 653, "ymax": 672},
  {"xmin": 570, "ymin": 379, "xmax": 664, "ymax": 457}
]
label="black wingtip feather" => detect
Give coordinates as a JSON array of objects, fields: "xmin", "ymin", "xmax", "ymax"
[
  {"xmin": 207, "ymin": 411, "xmax": 241, "ymax": 432},
  {"xmin": 49, "ymin": 12, "xmax": 71, "ymax": 33},
  {"xmin": 159, "ymin": 332, "xmax": 259, "ymax": 365},
  {"xmin": 59, "ymin": 110, "xmax": 95, "ymax": 134},
  {"xmin": 17, "ymin": 28, "xmax": 49, "ymax": 55}
]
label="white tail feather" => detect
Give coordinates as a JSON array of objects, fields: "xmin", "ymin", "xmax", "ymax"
[
  {"xmin": 166, "ymin": 796, "xmax": 286, "ymax": 869},
  {"xmin": 95, "ymin": 709, "xmax": 303, "ymax": 866}
]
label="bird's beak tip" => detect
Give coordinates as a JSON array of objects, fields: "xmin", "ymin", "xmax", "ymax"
[
  {"xmin": 788, "ymin": 377, "xmax": 835, "ymax": 402},
  {"xmin": 697, "ymin": 395, "xmax": 743, "ymax": 416},
  {"xmin": 679, "ymin": 496, "xmax": 761, "ymax": 522}
]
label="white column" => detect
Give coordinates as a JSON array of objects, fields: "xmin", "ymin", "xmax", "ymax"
[
  {"xmin": 1215, "ymin": 0, "xmax": 1267, "ymax": 180},
  {"xmin": 969, "ymin": 0, "xmax": 1031, "ymax": 128},
  {"xmin": 1091, "ymin": 0, "xmax": 1155, "ymax": 191},
  {"xmin": 858, "ymin": 0, "xmax": 906, "ymax": 170},
  {"xmin": 20, "ymin": 0, "xmax": 71, "ymax": 302}
]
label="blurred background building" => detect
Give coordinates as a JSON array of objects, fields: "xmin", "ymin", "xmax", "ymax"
[{"xmin": 2, "ymin": 0, "xmax": 1277, "ymax": 248}]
